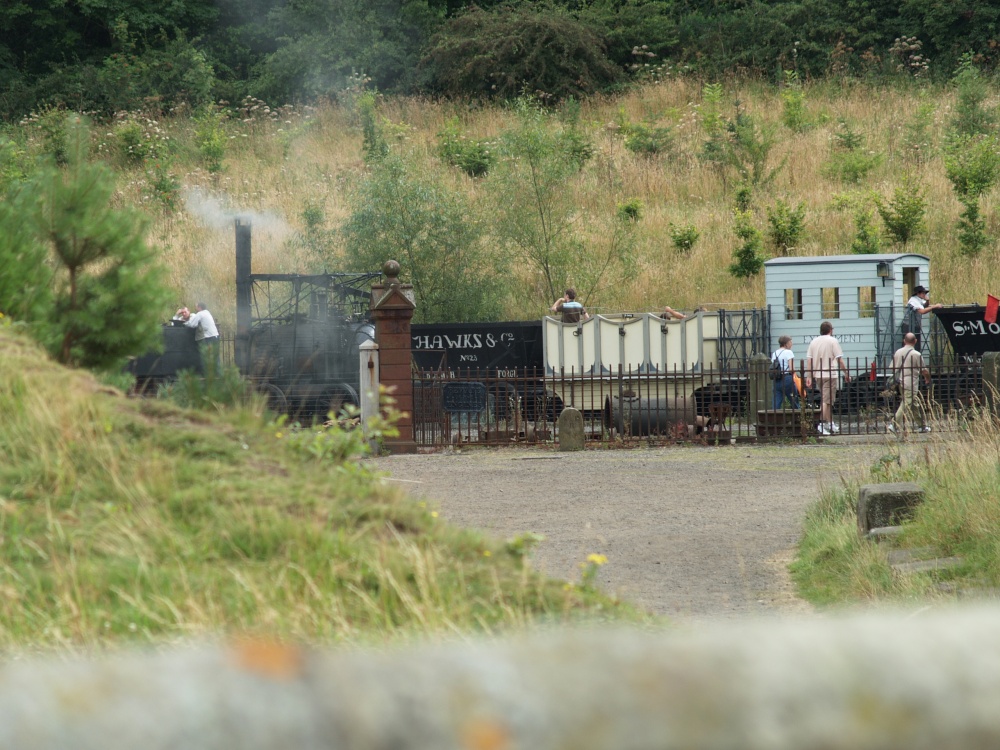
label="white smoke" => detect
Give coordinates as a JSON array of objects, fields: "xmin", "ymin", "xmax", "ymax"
[{"xmin": 182, "ymin": 188, "xmax": 290, "ymax": 236}]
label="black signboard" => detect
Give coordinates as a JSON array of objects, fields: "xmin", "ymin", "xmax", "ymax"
[
  {"xmin": 410, "ymin": 321, "xmax": 544, "ymax": 376},
  {"xmin": 125, "ymin": 324, "xmax": 201, "ymax": 383},
  {"xmin": 935, "ymin": 305, "xmax": 1000, "ymax": 358}
]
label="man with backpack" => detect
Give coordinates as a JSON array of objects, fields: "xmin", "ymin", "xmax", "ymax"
[{"xmin": 888, "ymin": 332, "xmax": 932, "ymax": 435}]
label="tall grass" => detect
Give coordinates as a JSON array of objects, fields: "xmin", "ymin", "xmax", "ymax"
[
  {"xmin": 21, "ymin": 76, "xmax": 997, "ymax": 329},
  {"xmin": 0, "ymin": 328, "xmax": 647, "ymax": 650},
  {"xmin": 792, "ymin": 403, "xmax": 1000, "ymax": 606}
]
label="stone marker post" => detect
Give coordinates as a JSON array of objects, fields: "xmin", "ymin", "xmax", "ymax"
[
  {"xmin": 370, "ymin": 260, "xmax": 417, "ymax": 454},
  {"xmin": 557, "ymin": 407, "xmax": 585, "ymax": 450}
]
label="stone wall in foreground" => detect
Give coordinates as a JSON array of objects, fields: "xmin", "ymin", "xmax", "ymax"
[{"xmin": 5, "ymin": 608, "xmax": 1000, "ymax": 749}]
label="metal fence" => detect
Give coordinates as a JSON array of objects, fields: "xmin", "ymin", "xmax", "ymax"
[
  {"xmin": 874, "ymin": 304, "xmax": 954, "ymax": 367},
  {"xmin": 412, "ymin": 358, "xmax": 985, "ymax": 447},
  {"xmin": 719, "ymin": 308, "xmax": 770, "ymax": 371}
]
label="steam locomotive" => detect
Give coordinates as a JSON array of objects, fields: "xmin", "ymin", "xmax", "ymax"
[{"xmin": 127, "ymin": 221, "xmax": 380, "ymax": 420}]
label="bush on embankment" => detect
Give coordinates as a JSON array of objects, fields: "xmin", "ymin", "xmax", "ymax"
[
  {"xmin": 0, "ymin": 327, "xmax": 645, "ymax": 650},
  {"xmin": 792, "ymin": 418, "xmax": 1000, "ymax": 606}
]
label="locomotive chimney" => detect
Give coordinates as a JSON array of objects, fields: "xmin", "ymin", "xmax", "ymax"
[{"xmin": 235, "ymin": 219, "xmax": 252, "ymax": 373}]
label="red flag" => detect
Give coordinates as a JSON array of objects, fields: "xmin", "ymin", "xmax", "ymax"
[{"xmin": 986, "ymin": 294, "xmax": 1000, "ymax": 325}]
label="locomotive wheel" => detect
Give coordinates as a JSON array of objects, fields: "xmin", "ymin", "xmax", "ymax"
[
  {"xmin": 316, "ymin": 383, "xmax": 359, "ymax": 422},
  {"xmin": 256, "ymin": 383, "xmax": 288, "ymax": 415}
]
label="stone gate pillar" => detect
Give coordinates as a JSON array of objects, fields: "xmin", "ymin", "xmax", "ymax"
[{"xmin": 370, "ymin": 260, "xmax": 417, "ymax": 454}]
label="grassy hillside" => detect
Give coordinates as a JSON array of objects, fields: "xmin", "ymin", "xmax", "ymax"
[
  {"xmin": 39, "ymin": 77, "xmax": 990, "ymax": 331},
  {"xmin": 0, "ymin": 326, "xmax": 645, "ymax": 649}
]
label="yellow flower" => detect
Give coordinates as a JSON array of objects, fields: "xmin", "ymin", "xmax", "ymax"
[
  {"xmin": 482, "ymin": 550, "xmax": 491, "ymax": 557},
  {"xmin": 275, "ymin": 431, "xmax": 283, "ymax": 439},
  {"xmin": 431, "ymin": 511, "xmax": 439, "ymax": 518},
  {"xmin": 586, "ymin": 553, "xmax": 608, "ymax": 566},
  {"xmin": 563, "ymin": 583, "xmax": 574, "ymax": 591}
]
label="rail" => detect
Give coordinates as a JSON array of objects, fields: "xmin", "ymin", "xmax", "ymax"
[{"xmin": 412, "ymin": 358, "xmax": 985, "ymax": 447}]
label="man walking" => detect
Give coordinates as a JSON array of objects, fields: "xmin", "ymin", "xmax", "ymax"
[
  {"xmin": 805, "ymin": 321, "xmax": 850, "ymax": 436},
  {"xmin": 889, "ymin": 332, "xmax": 931, "ymax": 435}
]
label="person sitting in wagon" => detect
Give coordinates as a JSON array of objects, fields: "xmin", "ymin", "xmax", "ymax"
[{"xmin": 550, "ymin": 288, "xmax": 590, "ymax": 323}]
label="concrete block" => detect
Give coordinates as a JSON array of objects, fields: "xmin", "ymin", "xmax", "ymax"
[{"xmin": 857, "ymin": 482, "xmax": 924, "ymax": 536}]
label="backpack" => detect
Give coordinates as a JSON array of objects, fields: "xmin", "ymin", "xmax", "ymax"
[{"xmin": 769, "ymin": 353, "xmax": 784, "ymax": 381}]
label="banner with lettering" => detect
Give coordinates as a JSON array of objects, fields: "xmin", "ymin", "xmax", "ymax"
[
  {"xmin": 936, "ymin": 306, "xmax": 1000, "ymax": 358},
  {"xmin": 410, "ymin": 321, "xmax": 544, "ymax": 376}
]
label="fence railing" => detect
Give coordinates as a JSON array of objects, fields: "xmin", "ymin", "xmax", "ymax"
[{"xmin": 412, "ymin": 358, "xmax": 985, "ymax": 447}]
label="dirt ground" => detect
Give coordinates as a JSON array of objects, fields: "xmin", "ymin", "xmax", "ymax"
[{"xmin": 372, "ymin": 440, "xmax": 899, "ymax": 625}]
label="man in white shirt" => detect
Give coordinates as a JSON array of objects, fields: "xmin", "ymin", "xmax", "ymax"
[
  {"xmin": 176, "ymin": 302, "xmax": 220, "ymax": 363},
  {"xmin": 805, "ymin": 320, "xmax": 850, "ymax": 436}
]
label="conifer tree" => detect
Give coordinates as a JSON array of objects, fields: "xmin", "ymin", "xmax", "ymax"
[{"xmin": 29, "ymin": 118, "xmax": 170, "ymax": 369}]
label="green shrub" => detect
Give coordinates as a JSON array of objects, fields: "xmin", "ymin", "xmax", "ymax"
[
  {"xmin": 617, "ymin": 198, "xmax": 643, "ymax": 222},
  {"xmin": 780, "ymin": 70, "xmax": 810, "ymax": 132},
  {"xmin": 874, "ymin": 178, "xmax": 926, "ymax": 246},
  {"xmin": 25, "ymin": 118, "xmax": 171, "ymax": 369},
  {"xmin": 33, "ymin": 108, "xmax": 72, "ymax": 166},
  {"xmin": 667, "ymin": 222, "xmax": 699, "ymax": 253},
  {"xmin": 766, "ymin": 199, "xmax": 806, "ymax": 255},
  {"xmin": 112, "ymin": 113, "xmax": 170, "ymax": 167},
  {"xmin": 729, "ymin": 210, "xmax": 765, "ymax": 278},
  {"xmin": 956, "ymin": 196, "xmax": 991, "ymax": 256},
  {"xmin": 832, "ymin": 118, "xmax": 864, "ymax": 151},
  {"xmin": 194, "ymin": 106, "xmax": 227, "ymax": 173},
  {"xmin": 342, "ymin": 153, "xmax": 504, "ymax": 323},
  {"xmin": 160, "ymin": 362, "xmax": 256, "ymax": 412},
  {"xmin": 950, "ymin": 56, "xmax": 996, "ymax": 138},
  {"xmin": 943, "ymin": 134, "xmax": 1000, "ymax": 199},
  {"xmin": 822, "ymin": 150, "xmax": 882, "ymax": 183},
  {"xmin": 96, "ymin": 32, "xmax": 216, "ymax": 115},
  {"xmin": 622, "ymin": 121, "xmax": 673, "ymax": 156},
  {"xmin": 850, "ymin": 208, "xmax": 882, "ymax": 254},
  {"xmin": 437, "ymin": 119, "xmax": 495, "ymax": 178}
]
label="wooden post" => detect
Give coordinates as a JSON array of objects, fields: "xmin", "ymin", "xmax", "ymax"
[{"xmin": 370, "ymin": 260, "xmax": 417, "ymax": 454}]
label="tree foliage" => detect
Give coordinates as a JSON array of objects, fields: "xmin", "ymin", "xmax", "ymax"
[
  {"xmin": 0, "ymin": 180, "xmax": 53, "ymax": 323},
  {"xmin": 342, "ymin": 153, "xmax": 504, "ymax": 324},
  {"xmin": 487, "ymin": 100, "xmax": 632, "ymax": 306},
  {"xmin": 254, "ymin": 0, "xmax": 440, "ymax": 102},
  {"xmin": 6, "ymin": 0, "xmax": 1000, "ymax": 117},
  {"xmin": 874, "ymin": 178, "xmax": 926, "ymax": 247},
  {"xmin": 420, "ymin": 4, "xmax": 623, "ymax": 101},
  {"xmin": 27, "ymin": 119, "xmax": 170, "ymax": 369}
]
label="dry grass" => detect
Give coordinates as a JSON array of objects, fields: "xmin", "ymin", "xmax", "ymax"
[{"xmin": 85, "ymin": 77, "xmax": 1000, "ymax": 329}]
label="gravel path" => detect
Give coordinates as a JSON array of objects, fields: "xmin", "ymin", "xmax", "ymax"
[{"xmin": 372, "ymin": 441, "xmax": 891, "ymax": 624}]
